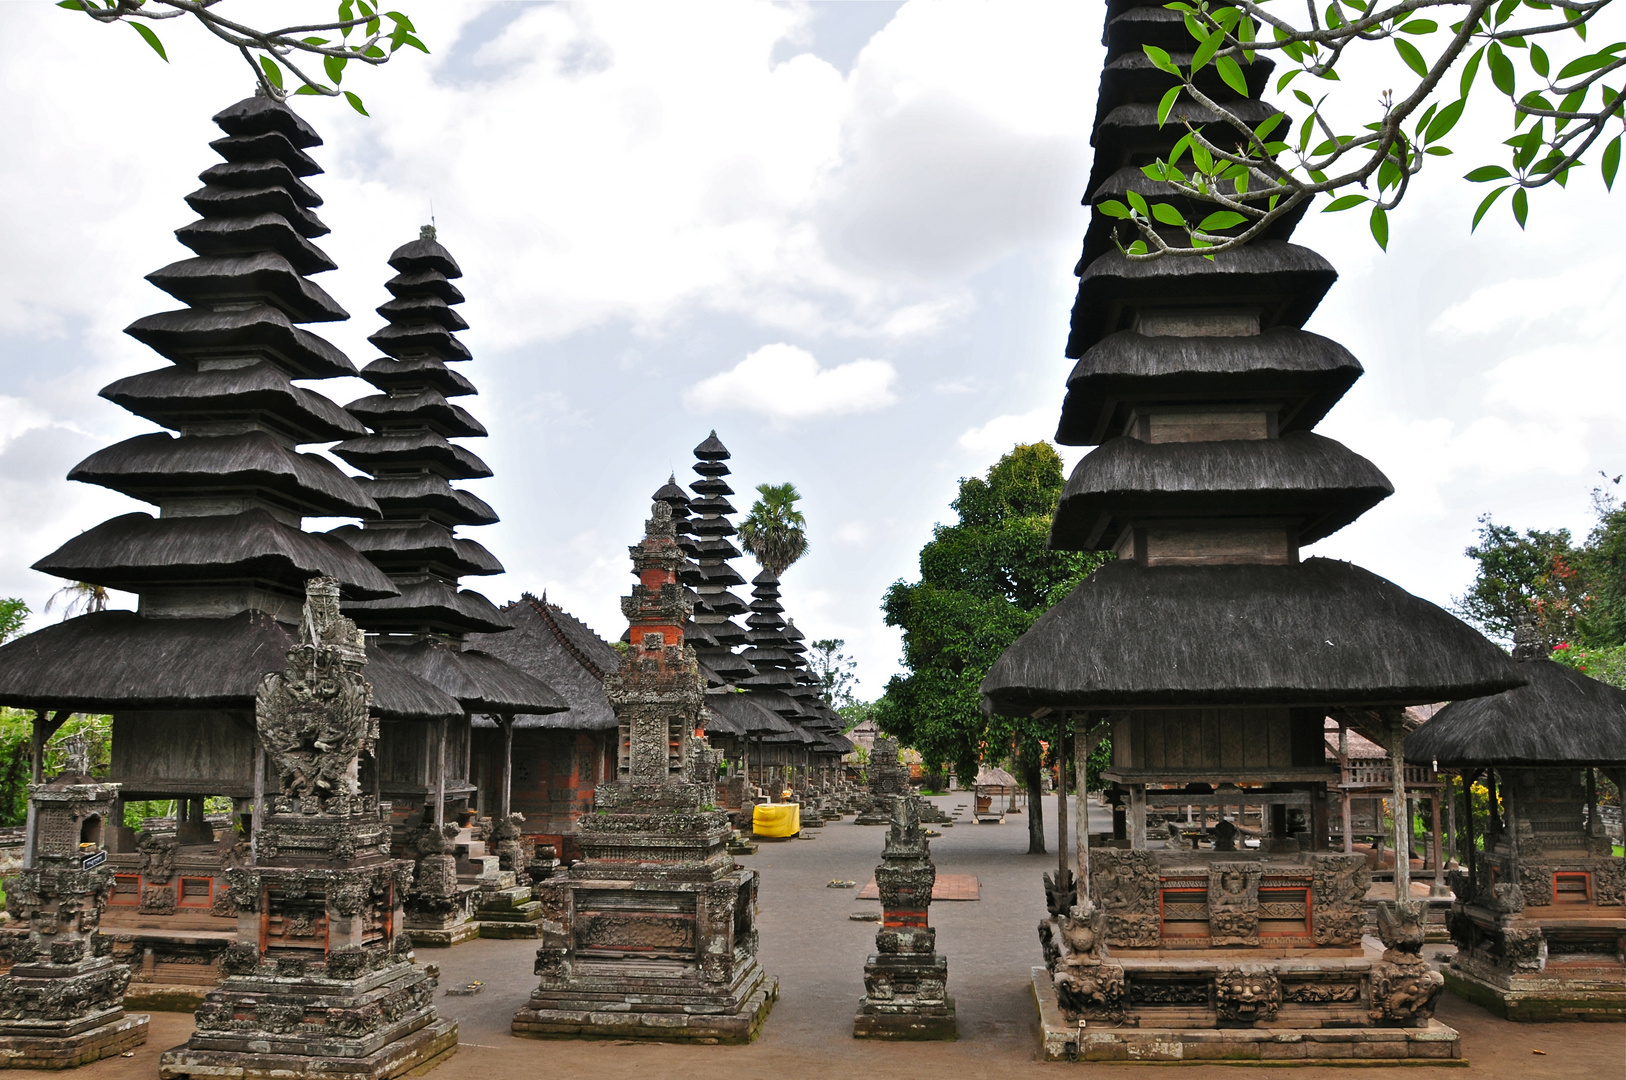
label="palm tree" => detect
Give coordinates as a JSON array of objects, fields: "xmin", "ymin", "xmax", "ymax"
[
  {"xmin": 45, "ymin": 582, "xmax": 109, "ymax": 620},
  {"xmin": 739, "ymin": 482, "xmax": 809, "ymax": 578}
]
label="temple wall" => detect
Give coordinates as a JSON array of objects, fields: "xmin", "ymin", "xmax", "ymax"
[
  {"xmin": 112, "ymin": 710, "xmax": 255, "ymax": 798},
  {"xmin": 472, "ymin": 729, "xmax": 609, "ymax": 859},
  {"xmin": 1113, "ymin": 708, "xmax": 1326, "ymax": 772}
]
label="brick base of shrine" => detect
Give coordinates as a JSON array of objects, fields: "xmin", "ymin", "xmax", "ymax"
[
  {"xmin": 1442, "ymin": 967, "xmax": 1626, "ymax": 1023},
  {"xmin": 1031, "ymin": 969, "xmax": 1463, "ymax": 1064},
  {"xmin": 158, "ymin": 1015, "xmax": 456, "ymax": 1079},
  {"xmin": 511, "ymin": 973, "xmax": 777, "ymax": 1044},
  {"xmin": 0, "ymin": 1011, "xmax": 149, "ymax": 1070},
  {"xmin": 405, "ymin": 922, "xmax": 481, "ymax": 948}
]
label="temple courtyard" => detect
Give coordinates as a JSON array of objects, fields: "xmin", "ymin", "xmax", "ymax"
[{"xmin": 63, "ymin": 796, "xmax": 1622, "ymax": 1079}]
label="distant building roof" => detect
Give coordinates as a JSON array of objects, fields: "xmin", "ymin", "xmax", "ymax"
[{"xmin": 467, "ymin": 593, "xmax": 618, "ymax": 731}]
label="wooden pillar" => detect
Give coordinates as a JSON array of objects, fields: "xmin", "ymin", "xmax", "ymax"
[
  {"xmin": 1338, "ymin": 722, "xmax": 1353, "ymax": 853},
  {"xmin": 1075, "ymin": 722, "xmax": 1101, "ymax": 903},
  {"xmin": 1388, "ymin": 718, "xmax": 1410, "ymax": 901},
  {"xmin": 1587, "ymin": 767, "xmax": 1598, "ymax": 836},
  {"xmin": 29, "ymin": 710, "xmax": 43, "ymax": 786},
  {"xmin": 1462, "ymin": 769, "xmax": 1477, "ymax": 888},
  {"xmin": 1054, "ymin": 715, "xmax": 1069, "ymax": 890},
  {"xmin": 433, "ymin": 715, "xmax": 448, "ymax": 830},
  {"xmin": 1430, "ymin": 790, "xmax": 1445, "ymax": 892},
  {"xmin": 251, "ymin": 741, "xmax": 266, "ymax": 861},
  {"xmin": 1446, "ymin": 775, "xmax": 1458, "ymax": 864},
  {"xmin": 500, "ymin": 714, "xmax": 514, "ymax": 819},
  {"xmin": 1129, "ymin": 783, "xmax": 1147, "ymax": 850}
]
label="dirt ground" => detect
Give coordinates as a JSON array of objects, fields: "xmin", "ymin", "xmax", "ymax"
[{"xmin": 87, "ymin": 796, "xmax": 1625, "ymax": 1079}]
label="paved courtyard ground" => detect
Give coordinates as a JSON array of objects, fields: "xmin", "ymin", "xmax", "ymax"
[{"xmin": 85, "ymin": 796, "xmax": 1623, "ymax": 1079}]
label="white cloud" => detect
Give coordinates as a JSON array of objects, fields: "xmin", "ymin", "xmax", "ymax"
[
  {"xmin": 683, "ymin": 343, "xmax": 896, "ymax": 420},
  {"xmin": 956, "ymin": 407, "xmax": 1055, "ymax": 454}
]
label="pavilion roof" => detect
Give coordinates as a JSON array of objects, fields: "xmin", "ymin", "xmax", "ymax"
[{"xmin": 1406, "ymin": 657, "xmax": 1626, "ymax": 766}]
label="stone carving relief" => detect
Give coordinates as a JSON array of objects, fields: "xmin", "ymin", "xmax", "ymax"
[
  {"xmin": 1215, "ymin": 966, "xmax": 1281, "ymax": 1023},
  {"xmin": 1309, "ymin": 853, "xmax": 1369, "ymax": 946},
  {"xmin": 1207, "ymin": 861, "xmax": 1260, "ymax": 946},
  {"xmin": 1090, "ymin": 850, "xmax": 1161, "ymax": 948}
]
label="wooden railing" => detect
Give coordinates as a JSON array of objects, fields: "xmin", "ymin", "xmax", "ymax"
[{"xmin": 1341, "ymin": 763, "xmax": 1435, "ymax": 787}]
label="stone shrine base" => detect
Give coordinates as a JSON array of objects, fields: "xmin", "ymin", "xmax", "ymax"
[
  {"xmin": 853, "ymin": 996, "xmax": 956, "ymax": 1041},
  {"xmin": 157, "ymin": 1016, "xmax": 457, "ymax": 1080},
  {"xmin": 511, "ymin": 974, "xmax": 777, "ymax": 1044},
  {"xmin": 1442, "ymin": 966, "xmax": 1626, "ymax": 1023},
  {"xmin": 407, "ymin": 922, "xmax": 481, "ymax": 949},
  {"xmin": 1031, "ymin": 969, "xmax": 1463, "ymax": 1064},
  {"xmin": 0, "ymin": 1011, "xmax": 149, "ymax": 1070}
]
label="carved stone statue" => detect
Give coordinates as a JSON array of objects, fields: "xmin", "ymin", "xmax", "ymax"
[{"xmin": 1208, "ymin": 862, "xmax": 1261, "ymax": 946}]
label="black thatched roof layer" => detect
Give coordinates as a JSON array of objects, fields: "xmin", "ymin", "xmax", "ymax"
[
  {"xmin": 707, "ymin": 691, "xmax": 792, "ymax": 735},
  {"xmin": 71, "ymin": 431, "xmax": 378, "ymax": 518},
  {"xmin": 694, "ymin": 431, "xmax": 730, "ymax": 459},
  {"xmin": 1087, "ymin": 99, "xmax": 1278, "ymax": 199},
  {"xmin": 344, "ymin": 577, "xmax": 510, "ymax": 635},
  {"xmin": 1406, "ymin": 658, "xmax": 1626, "ymax": 766},
  {"xmin": 213, "ymin": 96, "xmax": 320, "ymax": 148},
  {"xmin": 35, "ymin": 511, "xmax": 398, "ymax": 598},
  {"xmin": 209, "ymin": 130, "xmax": 320, "ymax": 174},
  {"xmin": 981, "ymin": 558, "xmax": 1523, "ymax": 714},
  {"xmin": 344, "ymin": 391, "xmax": 487, "ymax": 437},
  {"xmin": 467, "ymin": 596, "xmax": 619, "ymax": 731},
  {"xmin": 359, "ymin": 356, "xmax": 476, "ymax": 398},
  {"xmin": 148, "ymin": 251, "xmax": 345, "ymax": 318},
  {"xmin": 1057, "ymin": 328, "xmax": 1362, "ymax": 445},
  {"xmin": 1051, "ymin": 431, "xmax": 1392, "ymax": 549},
  {"xmin": 1068, "ymin": 242, "xmax": 1337, "ymax": 358},
  {"xmin": 0, "ymin": 609, "xmax": 457, "ymax": 719},
  {"xmin": 325, "ymin": 522, "xmax": 503, "ymax": 578},
  {"xmin": 356, "ymin": 476, "xmax": 497, "ymax": 527},
  {"xmin": 376, "ymin": 294, "xmax": 469, "ymax": 331},
  {"xmin": 368, "ymin": 321, "xmax": 473, "ymax": 363},
  {"xmin": 184, "ymin": 184, "xmax": 327, "ymax": 237},
  {"xmin": 125, "ymin": 305, "xmax": 355, "ymax": 378},
  {"xmin": 331, "ymin": 432, "xmax": 493, "ymax": 480},
  {"xmin": 101, "ymin": 362, "xmax": 366, "ymax": 443},
  {"xmin": 376, "ymin": 639, "xmax": 566, "ymax": 715},
  {"xmin": 388, "ymin": 235, "xmax": 462, "ymax": 277},
  {"xmin": 386, "ymin": 270, "xmax": 464, "ymax": 304}
]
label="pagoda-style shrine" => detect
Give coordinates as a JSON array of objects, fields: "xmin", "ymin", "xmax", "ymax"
[
  {"xmin": 511, "ymin": 501, "xmax": 776, "ymax": 1043},
  {"xmin": 327, "ymin": 228, "xmax": 566, "ymax": 944},
  {"xmin": 1407, "ymin": 634, "xmax": 1626, "ymax": 1021},
  {"xmin": 159, "ymin": 579, "xmax": 456, "ymax": 1079},
  {"xmin": 0, "ymin": 94, "xmax": 464, "ymax": 1003},
  {"xmin": 981, "ymin": 2, "xmax": 1523, "ymax": 1062}
]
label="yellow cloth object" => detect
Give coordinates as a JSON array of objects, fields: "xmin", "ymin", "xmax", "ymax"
[{"xmin": 752, "ymin": 802, "xmax": 801, "ymax": 837}]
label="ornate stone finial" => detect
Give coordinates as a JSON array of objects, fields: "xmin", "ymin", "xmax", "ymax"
[
  {"xmin": 420, "ymin": 223, "xmax": 437, "ymax": 241},
  {"xmin": 257, "ymin": 578, "xmax": 373, "ymax": 811},
  {"xmin": 1511, "ymin": 619, "xmax": 1550, "ymax": 660}
]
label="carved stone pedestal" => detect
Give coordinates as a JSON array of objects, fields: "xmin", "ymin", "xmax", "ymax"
[
  {"xmin": 0, "ymin": 780, "xmax": 150, "ymax": 1069},
  {"xmin": 853, "ymin": 799, "xmax": 956, "ymax": 1040}
]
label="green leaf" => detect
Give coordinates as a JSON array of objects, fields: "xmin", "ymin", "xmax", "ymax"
[
  {"xmin": 1395, "ymin": 38, "xmax": 1429, "ymax": 78},
  {"xmin": 384, "ymin": 10, "xmax": 415, "ymax": 31},
  {"xmin": 1488, "ymin": 43, "xmax": 1515, "ymax": 95},
  {"xmin": 1530, "ymin": 44, "xmax": 1549, "ymax": 77},
  {"xmin": 1378, "ymin": 159, "xmax": 1402, "ymax": 191},
  {"xmin": 1399, "ymin": 19, "xmax": 1437, "ymax": 33},
  {"xmin": 1198, "ymin": 210, "xmax": 1248, "ymax": 230},
  {"xmin": 1215, "ymin": 55, "xmax": 1249, "ymax": 96},
  {"xmin": 1369, "ymin": 205, "xmax": 1389, "ymax": 250},
  {"xmin": 1151, "ymin": 202, "xmax": 1187, "ymax": 226},
  {"xmin": 55, "ymin": 2, "xmax": 92, "ymax": 9},
  {"xmin": 324, "ymin": 54, "xmax": 346, "ymax": 84},
  {"xmin": 399, "ymin": 32, "xmax": 429, "ymax": 54},
  {"xmin": 1277, "ymin": 68, "xmax": 1301, "ymax": 92},
  {"xmin": 1253, "ymin": 112, "xmax": 1286, "ymax": 142},
  {"xmin": 1511, "ymin": 187, "xmax": 1528, "ymax": 228},
  {"xmin": 1170, "ymin": 134, "xmax": 1193, "ymax": 165},
  {"xmin": 1460, "ymin": 46, "xmax": 1485, "ymax": 97},
  {"xmin": 1323, "ymin": 194, "xmax": 1367, "ymax": 211},
  {"xmin": 1127, "ymin": 191, "xmax": 1150, "ymax": 216},
  {"xmin": 1558, "ymin": 53, "xmax": 1611, "ymax": 79},
  {"xmin": 1425, "ymin": 146, "xmax": 1453, "ymax": 155},
  {"xmin": 1097, "ymin": 200, "xmax": 1133, "ymax": 219},
  {"xmin": 259, "ymin": 56, "xmax": 284, "ymax": 90},
  {"xmin": 1471, "ymin": 184, "xmax": 1510, "ymax": 230},
  {"xmin": 128, "ymin": 21, "xmax": 167, "ymax": 62},
  {"xmin": 1425, "ymin": 99, "xmax": 1465, "ymax": 142},
  {"xmin": 1144, "ymin": 45, "xmax": 1181, "ymax": 76},
  {"xmin": 294, "ymin": 84, "xmax": 323, "ymax": 96},
  {"xmin": 1190, "ymin": 140, "xmax": 1214, "ymax": 173},
  {"xmin": 344, "ymin": 90, "xmax": 369, "ymax": 116},
  {"xmin": 1158, "ymin": 85, "xmax": 1182, "ymax": 127},
  {"xmin": 1140, "ymin": 162, "xmax": 1168, "ymax": 181},
  {"xmin": 1191, "ymin": 28, "xmax": 1223, "ymax": 73},
  {"xmin": 1603, "ymin": 134, "xmax": 1622, "ymax": 190},
  {"xmin": 1125, "ymin": 240, "xmax": 1149, "ymax": 255},
  {"xmin": 301, "ymin": 36, "xmax": 330, "ymax": 47},
  {"xmin": 1465, "ymin": 165, "xmax": 1512, "ymax": 181}
]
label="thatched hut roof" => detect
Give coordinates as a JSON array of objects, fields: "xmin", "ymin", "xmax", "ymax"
[
  {"xmin": 981, "ymin": 558, "xmax": 1522, "ymax": 714},
  {"xmin": 101, "ymin": 362, "xmax": 366, "ymax": 443},
  {"xmin": 1055, "ymin": 328, "xmax": 1363, "ymax": 446},
  {"xmin": 1050, "ymin": 431, "xmax": 1392, "ymax": 549},
  {"xmin": 332, "ymin": 432, "xmax": 492, "ymax": 480},
  {"xmin": 147, "ymin": 252, "xmax": 347, "ymax": 321},
  {"xmin": 359, "ymin": 356, "xmax": 475, "ymax": 398},
  {"xmin": 376, "ymin": 638, "xmax": 566, "ymax": 715},
  {"xmin": 1406, "ymin": 658, "xmax": 1626, "ymax": 766},
  {"xmin": 324, "ymin": 522, "xmax": 501, "ymax": 579},
  {"xmin": 705, "ymin": 690, "xmax": 794, "ymax": 735},
  {"xmin": 125, "ymin": 305, "xmax": 355, "ymax": 379},
  {"xmin": 467, "ymin": 595, "xmax": 619, "ymax": 731},
  {"xmin": 344, "ymin": 577, "xmax": 510, "ymax": 636},
  {"xmin": 344, "ymin": 390, "xmax": 487, "ymax": 438},
  {"xmin": 1086, "ymin": 99, "xmax": 1279, "ymax": 202},
  {"xmin": 0, "ymin": 610, "xmax": 459, "ymax": 720}
]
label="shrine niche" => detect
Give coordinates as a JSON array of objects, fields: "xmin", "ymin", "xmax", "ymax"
[
  {"xmin": 985, "ymin": 0, "xmax": 1524, "ymax": 1063},
  {"xmin": 509, "ymin": 501, "xmax": 776, "ymax": 1043}
]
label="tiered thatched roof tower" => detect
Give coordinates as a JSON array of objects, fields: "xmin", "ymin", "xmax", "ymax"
[
  {"xmin": 981, "ymin": 1, "xmax": 1523, "ymax": 1060},
  {"xmin": 684, "ymin": 434, "xmax": 757, "ymax": 685}
]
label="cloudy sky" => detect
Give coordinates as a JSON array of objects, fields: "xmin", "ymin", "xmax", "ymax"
[{"xmin": 2, "ymin": 1, "xmax": 1623, "ymax": 698}]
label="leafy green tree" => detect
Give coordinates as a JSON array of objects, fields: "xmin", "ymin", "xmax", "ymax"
[
  {"xmin": 739, "ymin": 482, "xmax": 809, "ymax": 578},
  {"xmin": 1454, "ymin": 514, "xmax": 1584, "ymax": 644},
  {"xmin": 1104, "ymin": 0, "xmax": 1625, "ymax": 258},
  {"xmin": 1577, "ymin": 480, "xmax": 1626, "ymax": 644},
  {"xmin": 59, "ymin": 0, "xmax": 427, "ymax": 115},
  {"xmin": 837, "ymin": 699, "xmax": 875, "ymax": 734},
  {"xmin": 45, "ymin": 583, "xmax": 109, "ymax": 621},
  {"xmin": 0, "ymin": 600, "xmax": 28, "ymax": 645},
  {"xmin": 875, "ymin": 442, "xmax": 1111, "ymax": 854},
  {"xmin": 808, "ymin": 638, "xmax": 858, "ymax": 706}
]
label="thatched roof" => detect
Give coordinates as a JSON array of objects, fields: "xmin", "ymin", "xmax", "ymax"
[
  {"xmin": 355, "ymin": 476, "xmax": 496, "ymax": 527},
  {"xmin": 183, "ymin": 183, "xmax": 327, "ymax": 238},
  {"xmin": 368, "ymin": 321, "xmax": 473, "ymax": 363},
  {"xmin": 981, "ymin": 558, "xmax": 1522, "ymax": 714},
  {"xmin": 209, "ymin": 129, "xmax": 320, "ymax": 174},
  {"xmin": 198, "ymin": 160, "xmax": 321, "ymax": 208},
  {"xmin": 101, "ymin": 362, "xmax": 365, "ymax": 443},
  {"xmin": 376, "ymin": 638, "xmax": 566, "ymax": 715},
  {"xmin": 706, "ymin": 690, "xmax": 794, "ymax": 735},
  {"xmin": 975, "ymin": 764, "xmax": 1018, "ymax": 788},
  {"xmin": 344, "ymin": 390, "xmax": 487, "ymax": 437},
  {"xmin": 359, "ymin": 356, "xmax": 475, "ymax": 398},
  {"xmin": 125, "ymin": 305, "xmax": 354, "ymax": 379},
  {"xmin": 694, "ymin": 431, "xmax": 730, "ymax": 460},
  {"xmin": 332, "ymin": 432, "xmax": 493, "ymax": 480},
  {"xmin": 70, "ymin": 431, "xmax": 378, "ymax": 518},
  {"xmin": 376, "ymin": 294, "xmax": 468, "ymax": 331},
  {"xmin": 1050, "ymin": 431, "xmax": 1392, "ymax": 549},
  {"xmin": 388, "ymin": 235, "xmax": 462, "ymax": 277},
  {"xmin": 173, "ymin": 217, "xmax": 337, "ymax": 276},
  {"xmin": 1087, "ymin": 99, "xmax": 1279, "ymax": 197},
  {"xmin": 1406, "ymin": 658, "xmax": 1626, "ymax": 766},
  {"xmin": 213, "ymin": 96, "xmax": 321, "ymax": 148},
  {"xmin": 1080, "ymin": 168, "xmax": 1309, "ymax": 271},
  {"xmin": 0, "ymin": 610, "xmax": 458, "ymax": 719},
  {"xmin": 467, "ymin": 595, "xmax": 619, "ymax": 731},
  {"xmin": 325, "ymin": 521, "xmax": 503, "ymax": 578},
  {"xmin": 1056, "ymin": 328, "xmax": 1362, "ymax": 446},
  {"xmin": 344, "ymin": 577, "xmax": 510, "ymax": 635},
  {"xmin": 35, "ymin": 510, "xmax": 398, "ymax": 599},
  {"xmin": 386, "ymin": 269, "xmax": 464, "ymax": 304},
  {"xmin": 1068, "ymin": 242, "xmax": 1337, "ymax": 358}
]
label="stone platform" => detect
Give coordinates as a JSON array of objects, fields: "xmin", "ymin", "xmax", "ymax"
[
  {"xmin": 1031, "ymin": 968, "xmax": 1462, "ymax": 1064},
  {"xmin": 0, "ymin": 1012, "xmax": 149, "ymax": 1070},
  {"xmin": 1442, "ymin": 967, "xmax": 1625, "ymax": 1023},
  {"xmin": 157, "ymin": 1015, "xmax": 456, "ymax": 1079},
  {"xmin": 512, "ymin": 973, "xmax": 777, "ymax": 1044},
  {"xmin": 408, "ymin": 922, "xmax": 482, "ymax": 949}
]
